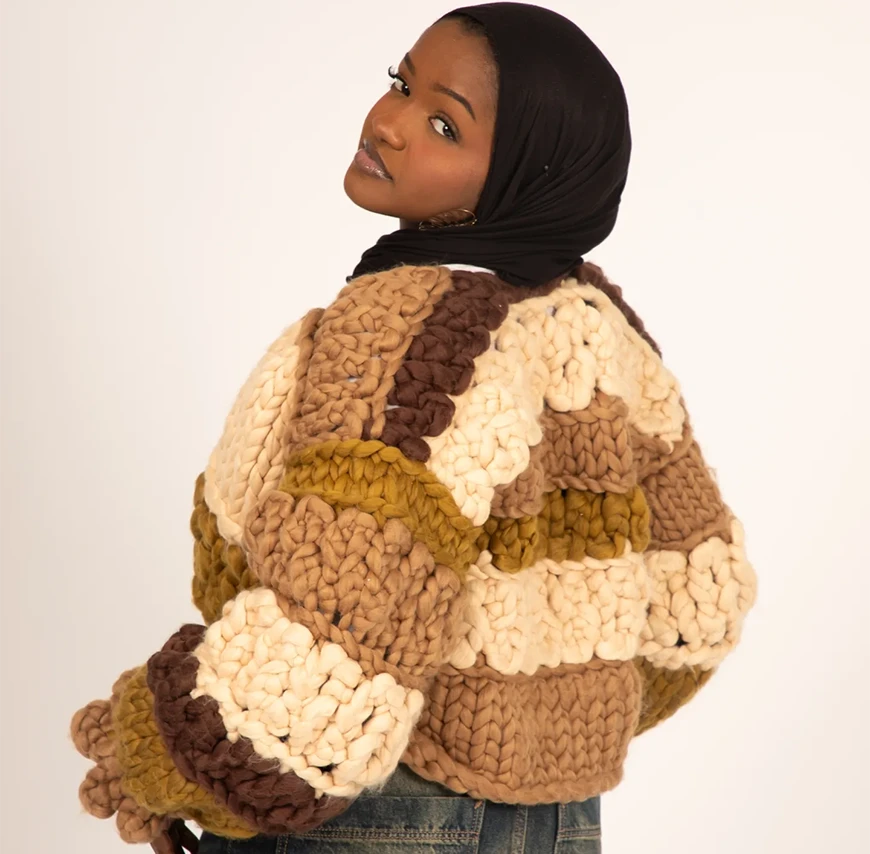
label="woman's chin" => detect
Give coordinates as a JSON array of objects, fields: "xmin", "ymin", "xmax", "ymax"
[{"xmin": 343, "ymin": 166, "xmax": 399, "ymax": 216}]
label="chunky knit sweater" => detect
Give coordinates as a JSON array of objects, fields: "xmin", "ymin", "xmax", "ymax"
[{"xmin": 70, "ymin": 262, "xmax": 757, "ymax": 849}]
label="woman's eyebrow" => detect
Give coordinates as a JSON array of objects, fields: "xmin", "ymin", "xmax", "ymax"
[{"xmin": 402, "ymin": 52, "xmax": 477, "ymax": 122}]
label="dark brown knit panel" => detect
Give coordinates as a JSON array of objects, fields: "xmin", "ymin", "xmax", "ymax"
[
  {"xmin": 147, "ymin": 626, "xmax": 353, "ymax": 836},
  {"xmin": 380, "ymin": 270, "xmax": 562, "ymax": 462}
]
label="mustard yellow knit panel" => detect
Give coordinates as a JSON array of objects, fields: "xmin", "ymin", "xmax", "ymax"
[
  {"xmin": 478, "ymin": 486, "xmax": 650, "ymax": 573},
  {"xmin": 634, "ymin": 658, "xmax": 715, "ymax": 735},
  {"xmin": 278, "ymin": 439, "xmax": 482, "ymax": 578},
  {"xmin": 191, "ymin": 471, "xmax": 259, "ymax": 623},
  {"xmin": 112, "ymin": 665, "xmax": 255, "ymax": 838}
]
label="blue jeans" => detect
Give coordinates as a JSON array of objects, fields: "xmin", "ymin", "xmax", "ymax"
[{"xmin": 198, "ymin": 762, "xmax": 601, "ymax": 853}]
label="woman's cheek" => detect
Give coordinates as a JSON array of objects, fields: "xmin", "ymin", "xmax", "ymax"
[{"xmin": 415, "ymin": 153, "xmax": 472, "ymax": 209}]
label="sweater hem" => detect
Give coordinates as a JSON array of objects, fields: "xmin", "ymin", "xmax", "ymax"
[{"xmin": 401, "ymin": 734, "xmax": 625, "ymax": 804}]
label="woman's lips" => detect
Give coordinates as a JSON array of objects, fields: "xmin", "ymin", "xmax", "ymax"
[{"xmin": 352, "ymin": 141, "xmax": 392, "ymax": 180}]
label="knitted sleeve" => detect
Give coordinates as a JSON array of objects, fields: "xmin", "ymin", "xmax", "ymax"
[
  {"xmin": 69, "ymin": 266, "xmax": 469, "ymax": 849},
  {"xmin": 631, "ymin": 407, "xmax": 756, "ymax": 734}
]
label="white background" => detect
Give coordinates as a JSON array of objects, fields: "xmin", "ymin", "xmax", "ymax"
[{"xmin": 2, "ymin": 1, "xmax": 869, "ymax": 852}]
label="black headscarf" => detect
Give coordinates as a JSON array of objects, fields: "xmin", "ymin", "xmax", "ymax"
[{"xmin": 348, "ymin": 1, "xmax": 631, "ymax": 289}]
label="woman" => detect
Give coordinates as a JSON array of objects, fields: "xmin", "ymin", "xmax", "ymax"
[
  {"xmin": 70, "ymin": 4, "xmax": 757, "ymax": 853},
  {"xmin": 344, "ymin": 2, "xmax": 629, "ymax": 285}
]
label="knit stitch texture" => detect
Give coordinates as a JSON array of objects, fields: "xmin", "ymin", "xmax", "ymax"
[{"xmin": 70, "ymin": 262, "xmax": 757, "ymax": 849}]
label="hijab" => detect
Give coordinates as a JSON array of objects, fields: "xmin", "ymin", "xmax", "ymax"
[{"xmin": 348, "ymin": 1, "xmax": 632, "ymax": 289}]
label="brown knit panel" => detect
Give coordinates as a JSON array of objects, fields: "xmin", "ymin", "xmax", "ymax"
[
  {"xmin": 631, "ymin": 410, "xmax": 726, "ymax": 730},
  {"xmin": 574, "ymin": 262, "xmax": 662, "ymax": 357},
  {"xmin": 489, "ymin": 442, "xmax": 548, "ymax": 518},
  {"xmin": 642, "ymin": 439, "xmax": 731, "ymax": 551},
  {"xmin": 380, "ymin": 269, "xmax": 562, "ymax": 462},
  {"xmin": 71, "ymin": 698, "xmax": 116, "ymax": 764},
  {"xmin": 71, "ymin": 668, "xmax": 170, "ymax": 844},
  {"xmin": 543, "ymin": 390, "xmax": 636, "ymax": 494},
  {"xmin": 190, "ymin": 473, "xmax": 259, "ymax": 623},
  {"xmin": 630, "ymin": 413, "xmax": 695, "ymax": 481},
  {"xmin": 244, "ymin": 491, "xmax": 463, "ymax": 681},
  {"xmin": 477, "ymin": 486, "xmax": 650, "ymax": 573},
  {"xmin": 147, "ymin": 625, "xmax": 354, "ymax": 836},
  {"xmin": 489, "ymin": 392, "xmax": 636, "ymax": 520},
  {"xmin": 284, "ymin": 266, "xmax": 453, "ymax": 456},
  {"xmin": 634, "ymin": 658, "xmax": 715, "ymax": 735},
  {"xmin": 403, "ymin": 656, "xmax": 641, "ymax": 803}
]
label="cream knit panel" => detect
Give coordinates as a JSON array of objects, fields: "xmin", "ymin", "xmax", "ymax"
[
  {"xmin": 203, "ymin": 313, "xmax": 318, "ymax": 546},
  {"xmin": 191, "ymin": 588, "xmax": 425, "ymax": 799},
  {"xmin": 446, "ymin": 516, "xmax": 756, "ymax": 677},
  {"xmin": 638, "ymin": 516, "xmax": 757, "ymax": 670},
  {"xmin": 446, "ymin": 545, "xmax": 651, "ymax": 676},
  {"xmin": 424, "ymin": 280, "xmax": 685, "ymax": 526}
]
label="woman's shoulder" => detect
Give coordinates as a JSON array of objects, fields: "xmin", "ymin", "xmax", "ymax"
[
  {"xmin": 341, "ymin": 260, "xmax": 666, "ymax": 382},
  {"xmin": 570, "ymin": 262, "xmax": 661, "ymax": 357}
]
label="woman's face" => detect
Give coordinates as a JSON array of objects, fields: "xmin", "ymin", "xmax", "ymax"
[{"xmin": 344, "ymin": 18, "xmax": 497, "ymax": 227}]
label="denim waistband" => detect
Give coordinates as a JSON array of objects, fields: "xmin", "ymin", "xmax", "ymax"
[
  {"xmin": 198, "ymin": 762, "xmax": 602, "ymax": 854},
  {"xmin": 360, "ymin": 760, "xmax": 467, "ymax": 798}
]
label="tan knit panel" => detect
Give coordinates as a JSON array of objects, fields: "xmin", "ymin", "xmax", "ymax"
[
  {"xmin": 403, "ymin": 657, "xmax": 641, "ymax": 803},
  {"xmin": 540, "ymin": 391, "xmax": 636, "ymax": 493},
  {"xmin": 630, "ymin": 403, "xmax": 696, "ymax": 481},
  {"xmin": 244, "ymin": 489, "xmax": 463, "ymax": 682},
  {"xmin": 284, "ymin": 266, "xmax": 453, "ymax": 455},
  {"xmin": 490, "ymin": 390, "xmax": 636, "ymax": 519},
  {"xmin": 489, "ymin": 440, "xmax": 548, "ymax": 518},
  {"xmin": 642, "ymin": 438, "xmax": 732, "ymax": 552},
  {"xmin": 633, "ymin": 414, "xmax": 756, "ymax": 719}
]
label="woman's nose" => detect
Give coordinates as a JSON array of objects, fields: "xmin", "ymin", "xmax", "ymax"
[{"xmin": 371, "ymin": 105, "xmax": 406, "ymax": 150}]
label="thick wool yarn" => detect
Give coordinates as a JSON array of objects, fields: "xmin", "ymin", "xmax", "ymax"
[{"xmin": 70, "ymin": 262, "xmax": 757, "ymax": 850}]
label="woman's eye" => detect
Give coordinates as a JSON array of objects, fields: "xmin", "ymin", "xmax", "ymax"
[
  {"xmin": 387, "ymin": 66, "xmax": 409, "ymax": 96},
  {"xmin": 430, "ymin": 117, "xmax": 456, "ymax": 141},
  {"xmin": 387, "ymin": 65, "xmax": 457, "ymax": 142}
]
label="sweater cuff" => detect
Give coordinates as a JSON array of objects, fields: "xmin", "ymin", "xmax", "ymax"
[
  {"xmin": 70, "ymin": 664, "xmax": 255, "ymax": 845},
  {"xmin": 147, "ymin": 587, "xmax": 427, "ymax": 835}
]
